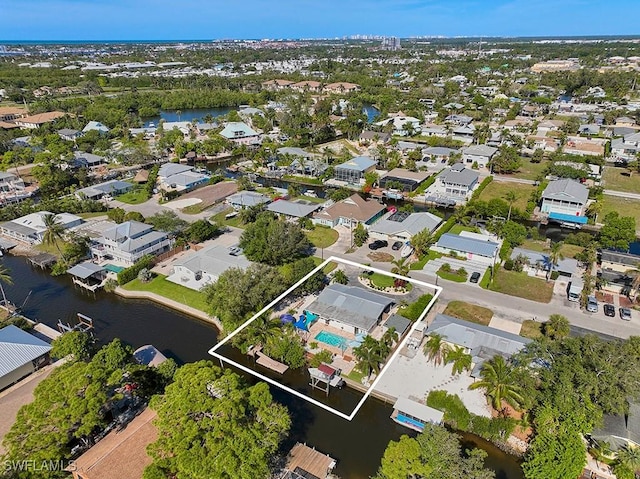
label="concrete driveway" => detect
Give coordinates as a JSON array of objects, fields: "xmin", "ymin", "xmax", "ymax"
[{"xmin": 110, "ymin": 195, "xmax": 211, "ymax": 222}]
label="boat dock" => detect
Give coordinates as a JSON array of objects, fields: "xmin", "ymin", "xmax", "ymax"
[
  {"xmin": 279, "ymin": 442, "xmax": 337, "ymax": 479},
  {"xmin": 255, "ymin": 351, "xmax": 289, "ymax": 374},
  {"xmin": 309, "ymin": 363, "xmax": 345, "ymax": 396}
]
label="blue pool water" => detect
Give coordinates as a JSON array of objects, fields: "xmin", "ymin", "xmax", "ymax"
[
  {"xmin": 315, "ymin": 331, "xmax": 348, "ymax": 348},
  {"xmin": 104, "ymin": 264, "xmax": 124, "ymax": 273}
]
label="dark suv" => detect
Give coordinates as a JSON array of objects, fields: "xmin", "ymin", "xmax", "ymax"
[
  {"xmin": 604, "ymin": 304, "xmax": 615, "ymax": 317},
  {"xmin": 368, "ymin": 240, "xmax": 389, "ymax": 250}
]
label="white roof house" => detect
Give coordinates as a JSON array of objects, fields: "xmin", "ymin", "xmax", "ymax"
[
  {"xmin": 0, "ymin": 324, "xmax": 52, "ymax": 391},
  {"xmin": 90, "ymin": 221, "xmax": 172, "ymax": 265},
  {"xmin": 461, "ymin": 145, "xmax": 498, "ymax": 168},
  {"xmin": 0, "ymin": 211, "xmax": 83, "ymax": 244},
  {"xmin": 166, "ymin": 244, "xmax": 251, "ymax": 291},
  {"xmin": 227, "ymin": 191, "xmax": 271, "ymax": 209},
  {"xmin": 374, "ymin": 116, "xmax": 421, "ymax": 136},
  {"xmin": 370, "ymin": 211, "xmax": 442, "ymax": 242},
  {"xmin": 82, "ymin": 121, "xmax": 110, "ymax": 134},
  {"xmin": 219, "ymin": 122, "xmax": 261, "ymax": 145},
  {"xmin": 75, "ymin": 180, "xmax": 133, "ymax": 200},
  {"xmin": 266, "ymin": 199, "xmax": 321, "ymax": 219}
]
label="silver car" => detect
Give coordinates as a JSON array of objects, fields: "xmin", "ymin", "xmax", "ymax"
[
  {"xmin": 586, "ymin": 296, "xmax": 598, "ymax": 313},
  {"xmin": 620, "ymin": 308, "xmax": 632, "ymax": 321}
]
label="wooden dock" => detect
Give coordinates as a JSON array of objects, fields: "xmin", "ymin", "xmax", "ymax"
[
  {"xmin": 255, "ymin": 351, "xmax": 289, "ymax": 374},
  {"xmin": 282, "ymin": 443, "xmax": 336, "ymax": 479}
]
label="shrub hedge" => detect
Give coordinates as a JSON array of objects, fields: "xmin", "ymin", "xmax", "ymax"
[{"xmin": 117, "ymin": 254, "xmax": 156, "ymax": 285}]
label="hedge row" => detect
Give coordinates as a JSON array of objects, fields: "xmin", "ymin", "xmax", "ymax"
[
  {"xmin": 433, "ymin": 215, "xmax": 457, "ymax": 241},
  {"xmin": 426, "ymin": 390, "xmax": 517, "ymax": 444},
  {"xmin": 117, "ymin": 254, "xmax": 156, "ymax": 285},
  {"xmin": 470, "ymin": 176, "xmax": 493, "ymax": 201}
]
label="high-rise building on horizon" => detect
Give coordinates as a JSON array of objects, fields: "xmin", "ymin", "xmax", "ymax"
[{"xmin": 381, "ymin": 36, "xmax": 401, "ymax": 51}]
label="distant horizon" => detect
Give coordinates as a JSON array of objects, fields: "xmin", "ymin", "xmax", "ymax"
[{"xmin": 2, "ymin": 0, "xmax": 639, "ymax": 41}]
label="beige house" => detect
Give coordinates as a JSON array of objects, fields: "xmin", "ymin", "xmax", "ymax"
[{"xmin": 312, "ymin": 194, "xmax": 386, "ymax": 228}]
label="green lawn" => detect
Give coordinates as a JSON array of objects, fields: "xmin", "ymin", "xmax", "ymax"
[
  {"xmin": 601, "ymin": 196, "xmax": 640, "ymax": 226},
  {"xmin": 306, "ymin": 226, "xmax": 339, "ymax": 248},
  {"xmin": 397, "ymin": 294, "xmax": 434, "ymax": 321},
  {"xmin": 122, "ymin": 274, "xmax": 209, "ymax": 312},
  {"xmin": 520, "ymin": 319, "xmax": 543, "ymax": 339},
  {"xmin": 603, "ymin": 167, "xmax": 640, "ymax": 194},
  {"xmin": 116, "ymin": 186, "xmax": 149, "ymax": 205},
  {"xmin": 520, "ymin": 239, "xmax": 584, "ymax": 259},
  {"xmin": 211, "ymin": 208, "xmax": 245, "ymax": 228},
  {"xmin": 478, "ymin": 181, "xmax": 535, "ymax": 211},
  {"xmin": 410, "ymin": 250, "xmax": 442, "ymax": 270},
  {"xmin": 449, "ymin": 224, "xmax": 480, "ymax": 235},
  {"xmin": 442, "ymin": 301, "xmax": 493, "ymax": 326},
  {"xmin": 310, "ymin": 257, "xmax": 338, "ymax": 274},
  {"xmin": 344, "ymin": 368, "xmax": 366, "ymax": 383},
  {"xmin": 290, "ymin": 195, "xmax": 326, "ymax": 204},
  {"xmin": 368, "ymin": 272, "xmax": 396, "ymax": 288},
  {"xmin": 513, "ymin": 159, "xmax": 548, "ymax": 181},
  {"xmin": 436, "ymin": 270, "xmax": 468, "ymax": 283},
  {"xmin": 489, "ymin": 269, "xmax": 554, "ymax": 303}
]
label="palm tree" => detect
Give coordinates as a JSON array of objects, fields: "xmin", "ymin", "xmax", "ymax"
[
  {"xmin": 42, "ymin": 213, "xmax": 65, "ymax": 259},
  {"xmin": 353, "ymin": 336, "xmax": 384, "ymax": 379},
  {"xmin": 331, "ymin": 270, "xmax": 349, "ymax": 285},
  {"xmin": 504, "ymin": 191, "xmax": 519, "ymax": 221},
  {"xmin": 547, "ymin": 241, "xmax": 565, "ymax": 281},
  {"xmin": 616, "ymin": 445, "xmax": 640, "ymax": 474},
  {"xmin": 247, "ymin": 314, "xmax": 283, "ymax": 349},
  {"xmin": 0, "ymin": 265, "xmax": 13, "ymax": 319},
  {"xmin": 381, "ymin": 327, "xmax": 398, "ymax": 350},
  {"xmin": 468, "ymin": 355, "xmax": 524, "ymax": 412},
  {"xmin": 543, "ymin": 314, "xmax": 570, "ymax": 341},
  {"xmin": 391, "ymin": 257, "xmax": 410, "ymax": 287},
  {"xmin": 423, "ymin": 333, "xmax": 449, "ymax": 366},
  {"xmin": 410, "ymin": 229, "xmax": 435, "ymax": 257},
  {"xmin": 445, "ymin": 346, "xmax": 472, "ymax": 375}
]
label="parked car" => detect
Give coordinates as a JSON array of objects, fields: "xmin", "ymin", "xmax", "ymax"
[
  {"xmin": 392, "ymin": 241, "xmax": 403, "ymax": 251},
  {"xmin": 368, "ymin": 240, "xmax": 389, "ymax": 250},
  {"xmin": 228, "ymin": 246, "xmax": 243, "ymax": 256},
  {"xmin": 604, "ymin": 304, "xmax": 615, "ymax": 317},
  {"xmin": 586, "ymin": 296, "xmax": 598, "ymax": 313},
  {"xmin": 620, "ymin": 307, "xmax": 632, "ymax": 321},
  {"xmin": 470, "ymin": 272, "xmax": 481, "ymax": 283}
]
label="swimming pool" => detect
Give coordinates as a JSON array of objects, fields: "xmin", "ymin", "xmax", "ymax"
[
  {"xmin": 315, "ymin": 331, "xmax": 348, "ymax": 348},
  {"xmin": 104, "ymin": 264, "xmax": 124, "ymax": 273}
]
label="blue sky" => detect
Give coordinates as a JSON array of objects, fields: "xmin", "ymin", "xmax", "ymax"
[{"xmin": 1, "ymin": 0, "xmax": 638, "ymax": 41}]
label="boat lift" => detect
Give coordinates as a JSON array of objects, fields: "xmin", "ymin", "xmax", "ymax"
[
  {"xmin": 309, "ymin": 363, "xmax": 345, "ymax": 396},
  {"xmin": 57, "ymin": 313, "xmax": 95, "ymax": 335}
]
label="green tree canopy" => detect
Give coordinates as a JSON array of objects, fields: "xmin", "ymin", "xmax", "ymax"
[
  {"xmin": 599, "ymin": 211, "xmax": 636, "ymax": 251},
  {"xmin": 239, "ymin": 213, "xmax": 310, "ymax": 265},
  {"xmin": 145, "ymin": 361, "xmax": 290, "ymax": 479},
  {"xmin": 51, "ymin": 331, "xmax": 96, "ymax": 361}
]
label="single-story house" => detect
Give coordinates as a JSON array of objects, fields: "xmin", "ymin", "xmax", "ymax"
[
  {"xmin": 426, "ymin": 163, "xmax": 479, "ymax": 203},
  {"xmin": 90, "ymin": 221, "xmax": 172, "ymax": 265},
  {"xmin": 82, "ymin": 121, "xmax": 110, "ymax": 134},
  {"xmin": 166, "ymin": 244, "xmax": 251, "ymax": 291},
  {"xmin": 0, "ymin": 324, "xmax": 52, "ymax": 391},
  {"xmin": 158, "ymin": 163, "xmax": 192, "ymax": 182},
  {"xmin": 0, "ymin": 211, "xmax": 83, "ymax": 244},
  {"xmin": 72, "ymin": 151, "xmax": 106, "ymax": 169},
  {"xmin": 591, "ymin": 402, "xmax": 640, "ymax": 451},
  {"xmin": 226, "ymin": 191, "xmax": 271, "ymax": 210},
  {"xmin": 510, "ymin": 247, "xmax": 578, "ymax": 277},
  {"xmin": 75, "ymin": 179, "xmax": 133, "ymax": 200},
  {"xmin": 58, "ymin": 128, "xmax": 83, "ymax": 142},
  {"xmin": 601, "ymin": 250, "xmax": 640, "ymax": 274},
  {"xmin": 71, "ymin": 407, "xmax": 158, "ymax": 479},
  {"xmin": 333, "ymin": 156, "xmax": 377, "ymax": 184},
  {"xmin": 266, "ymin": 199, "xmax": 321, "ymax": 219},
  {"xmin": 427, "ymin": 314, "xmax": 532, "ymax": 377},
  {"xmin": 421, "ymin": 146, "xmax": 459, "ymax": 163},
  {"xmin": 359, "ymin": 130, "xmax": 391, "ymax": 143},
  {"xmin": 432, "ymin": 233, "xmax": 499, "ymax": 265},
  {"xmin": 14, "ymin": 111, "xmax": 65, "ymax": 129},
  {"xmin": 288, "ymin": 157, "xmax": 328, "ymax": 177},
  {"xmin": 369, "ymin": 210, "xmax": 442, "ymax": 242},
  {"xmin": 379, "ymin": 168, "xmax": 431, "ymax": 192},
  {"xmin": 312, "ymin": 194, "xmax": 386, "ymax": 228},
  {"xmin": 374, "ymin": 116, "xmax": 421, "ymax": 136},
  {"xmin": 461, "ymin": 145, "xmax": 498, "ymax": 168},
  {"xmin": 307, "ymin": 284, "xmax": 394, "ymax": 335},
  {"xmin": 540, "ymin": 178, "xmax": 589, "ymax": 221},
  {"xmin": 219, "ymin": 122, "xmax": 261, "ymax": 145},
  {"xmin": 158, "ymin": 163, "xmax": 209, "ymax": 192}
]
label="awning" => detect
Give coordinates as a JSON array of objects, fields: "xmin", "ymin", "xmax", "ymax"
[
  {"xmin": 548, "ymin": 212, "xmax": 588, "ymax": 224},
  {"xmin": 67, "ymin": 262, "xmax": 105, "ymax": 279}
]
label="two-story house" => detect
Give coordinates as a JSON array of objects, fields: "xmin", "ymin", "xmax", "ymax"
[
  {"xmin": 218, "ymin": 121, "xmax": 261, "ymax": 145},
  {"xmin": 426, "ymin": 163, "xmax": 479, "ymax": 203},
  {"xmin": 461, "ymin": 145, "xmax": 498, "ymax": 169},
  {"xmin": 540, "ymin": 178, "xmax": 589, "ymax": 226},
  {"xmin": 91, "ymin": 221, "xmax": 172, "ymax": 266},
  {"xmin": 333, "ymin": 156, "xmax": 377, "ymax": 184}
]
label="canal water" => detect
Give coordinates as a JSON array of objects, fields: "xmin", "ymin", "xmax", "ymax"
[
  {"xmin": 0, "ymin": 254, "xmax": 524, "ymax": 479},
  {"xmin": 143, "ymin": 107, "xmax": 234, "ymax": 126}
]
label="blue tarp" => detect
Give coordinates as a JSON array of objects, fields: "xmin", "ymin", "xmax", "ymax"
[
  {"xmin": 294, "ymin": 316, "xmax": 308, "ymax": 331},
  {"xmin": 280, "ymin": 314, "xmax": 296, "ymax": 324},
  {"xmin": 548, "ymin": 212, "xmax": 588, "ymax": 224}
]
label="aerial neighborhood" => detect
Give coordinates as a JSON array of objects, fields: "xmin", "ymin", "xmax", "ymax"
[{"xmin": 1, "ymin": 34, "xmax": 640, "ymax": 479}]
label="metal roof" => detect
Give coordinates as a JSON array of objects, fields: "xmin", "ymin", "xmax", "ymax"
[
  {"xmin": 76, "ymin": 179, "xmax": 132, "ymax": 198},
  {"xmin": 428, "ymin": 314, "xmax": 531, "ymax": 357},
  {"xmin": 370, "ymin": 212, "xmax": 442, "ymax": 237},
  {"xmin": 335, "ymin": 156, "xmax": 377, "ymax": 172},
  {"xmin": 0, "ymin": 325, "xmax": 52, "ymax": 378},
  {"xmin": 510, "ymin": 247, "xmax": 577, "ymax": 275},
  {"xmin": 437, "ymin": 164, "xmax": 479, "ymax": 188},
  {"xmin": 462, "ymin": 145, "xmax": 498, "ymax": 157},
  {"xmin": 601, "ymin": 249, "xmax": 640, "ymax": 267},
  {"xmin": 435, "ymin": 233, "xmax": 498, "ymax": 258},
  {"xmin": 227, "ymin": 191, "xmax": 270, "ymax": 207},
  {"xmin": 307, "ymin": 284, "xmax": 394, "ymax": 332},
  {"xmin": 266, "ymin": 199, "xmax": 320, "ymax": 218},
  {"xmin": 541, "ymin": 178, "xmax": 589, "ymax": 204},
  {"xmin": 393, "ymin": 397, "xmax": 444, "ymax": 424},
  {"xmin": 384, "ymin": 314, "xmax": 411, "ymax": 335},
  {"xmin": 67, "ymin": 261, "xmax": 106, "ymax": 279},
  {"xmin": 176, "ymin": 244, "xmax": 250, "ymax": 278},
  {"xmin": 158, "ymin": 163, "xmax": 192, "ymax": 178}
]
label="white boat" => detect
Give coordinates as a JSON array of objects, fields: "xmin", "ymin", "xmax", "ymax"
[
  {"xmin": 303, "ymin": 189, "xmax": 318, "ymax": 198},
  {"xmin": 400, "ymin": 242, "xmax": 414, "ymax": 258}
]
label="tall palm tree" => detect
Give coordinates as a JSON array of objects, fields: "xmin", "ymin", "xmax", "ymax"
[
  {"xmin": 390, "ymin": 257, "xmax": 410, "ymax": 287},
  {"xmin": 381, "ymin": 327, "xmax": 398, "ymax": 350},
  {"xmin": 543, "ymin": 314, "xmax": 571, "ymax": 341},
  {"xmin": 247, "ymin": 314, "xmax": 283, "ymax": 349},
  {"xmin": 469, "ymin": 355, "xmax": 524, "ymax": 411},
  {"xmin": 423, "ymin": 333, "xmax": 448, "ymax": 366},
  {"xmin": 445, "ymin": 346, "xmax": 472, "ymax": 375},
  {"xmin": 504, "ymin": 191, "xmax": 519, "ymax": 221},
  {"xmin": 410, "ymin": 229, "xmax": 435, "ymax": 257},
  {"xmin": 0, "ymin": 265, "xmax": 13, "ymax": 319},
  {"xmin": 547, "ymin": 241, "xmax": 565, "ymax": 281},
  {"xmin": 42, "ymin": 213, "xmax": 65, "ymax": 259}
]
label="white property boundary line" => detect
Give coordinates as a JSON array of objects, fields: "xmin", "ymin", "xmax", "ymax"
[{"xmin": 208, "ymin": 256, "xmax": 442, "ymax": 421}]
